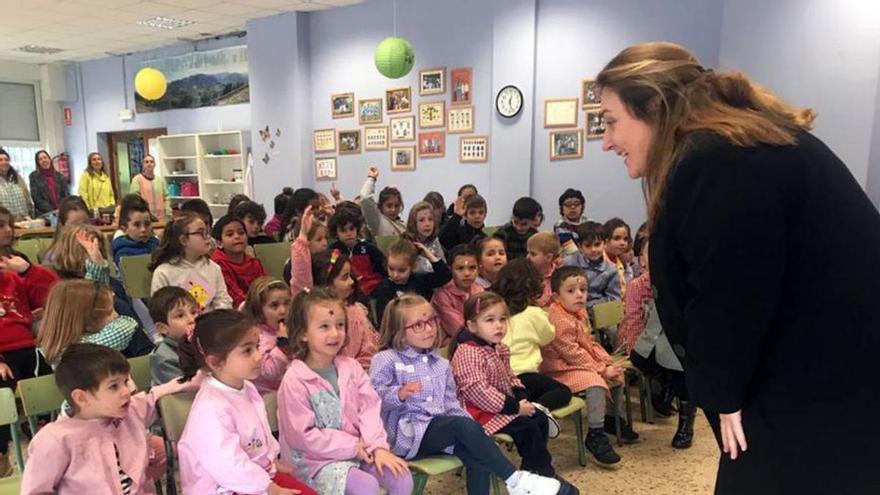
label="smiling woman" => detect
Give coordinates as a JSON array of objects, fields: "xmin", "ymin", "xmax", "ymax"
[{"xmin": 596, "ymin": 41, "xmax": 880, "ymax": 494}]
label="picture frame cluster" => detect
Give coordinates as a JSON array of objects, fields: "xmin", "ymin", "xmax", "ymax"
[{"xmin": 545, "ymin": 77, "xmax": 605, "ymax": 162}]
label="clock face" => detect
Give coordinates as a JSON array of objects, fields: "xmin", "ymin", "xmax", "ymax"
[{"xmin": 496, "ymin": 85, "xmax": 523, "ymax": 118}]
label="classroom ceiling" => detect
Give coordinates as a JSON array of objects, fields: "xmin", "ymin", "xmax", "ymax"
[{"xmin": 0, "ymin": 0, "xmax": 361, "ymax": 63}]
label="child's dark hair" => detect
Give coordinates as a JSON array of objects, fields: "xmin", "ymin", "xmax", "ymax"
[
  {"xmin": 551, "ymin": 265, "xmax": 587, "ymax": 293},
  {"xmin": 448, "ymin": 291, "xmax": 508, "ymax": 359},
  {"xmin": 281, "ymin": 188, "xmax": 319, "ymax": 235},
  {"xmin": 387, "ymin": 238, "xmax": 419, "ymax": 265},
  {"xmin": 328, "ymin": 203, "xmax": 364, "ymax": 235},
  {"xmin": 603, "ymin": 217, "xmax": 632, "ymax": 244},
  {"xmin": 58, "ymin": 196, "xmax": 89, "ymax": 226},
  {"xmin": 465, "ymin": 194, "xmax": 487, "ymax": 213},
  {"xmin": 312, "ymin": 248, "xmax": 355, "ymax": 298},
  {"xmin": 558, "ymin": 188, "xmax": 586, "ymax": 215},
  {"xmin": 149, "ymin": 286, "xmax": 198, "ymax": 325},
  {"xmin": 211, "ymin": 214, "xmax": 246, "ymax": 241},
  {"xmin": 227, "ymin": 194, "xmax": 251, "ymax": 214},
  {"xmin": 423, "ymin": 191, "xmax": 445, "ymax": 213},
  {"xmin": 55, "ymin": 343, "xmax": 130, "ymax": 414},
  {"xmin": 378, "ymin": 187, "xmax": 403, "ymax": 212},
  {"xmin": 286, "ymin": 288, "xmax": 347, "ymax": 361},
  {"xmin": 243, "ymin": 277, "xmax": 290, "ymax": 323},
  {"xmin": 233, "ymin": 200, "xmax": 267, "ymax": 225},
  {"xmin": 457, "ymin": 184, "xmax": 477, "ymax": 197},
  {"xmin": 447, "ymin": 244, "xmax": 478, "ymax": 266},
  {"xmin": 633, "ymin": 222, "xmax": 649, "ymax": 257},
  {"xmin": 491, "ymin": 258, "xmax": 542, "ymax": 315},
  {"xmin": 512, "ymin": 197, "xmax": 543, "ymax": 220},
  {"xmin": 178, "ymin": 309, "xmax": 257, "ymax": 382},
  {"xmin": 180, "ymin": 198, "xmax": 213, "ymax": 227},
  {"xmin": 575, "ymin": 221, "xmax": 607, "ymax": 245},
  {"xmin": 119, "ymin": 194, "xmax": 150, "ymax": 227},
  {"xmin": 274, "ymin": 187, "xmax": 294, "ymax": 215},
  {"xmin": 472, "ymin": 232, "xmax": 507, "ymax": 259},
  {"xmin": 150, "ymin": 213, "xmax": 205, "ymax": 270}
]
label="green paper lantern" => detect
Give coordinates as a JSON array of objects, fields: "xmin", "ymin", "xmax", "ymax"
[{"xmin": 375, "ymin": 37, "xmax": 415, "ymax": 79}]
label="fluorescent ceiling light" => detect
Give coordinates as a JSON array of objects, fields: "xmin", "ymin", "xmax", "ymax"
[
  {"xmin": 136, "ymin": 16, "xmax": 195, "ymax": 30},
  {"xmin": 17, "ymin": 45, "xmax": 63, "ymax": 54}
]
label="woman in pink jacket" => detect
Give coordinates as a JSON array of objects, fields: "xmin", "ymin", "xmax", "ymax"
[{"xmin": 278, "ymin": 288, "xmax": 412, "ymax": 495}]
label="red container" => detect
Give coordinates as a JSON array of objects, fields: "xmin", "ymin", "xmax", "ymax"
[{"xmin": 181, "ymin": 182, "xmax": 199, "ymax": 197}]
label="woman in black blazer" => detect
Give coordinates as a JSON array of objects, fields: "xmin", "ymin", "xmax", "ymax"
[
  {"xmin": 29, "ymin": 149, "xmax": 69, "ymax": 217},
  {"xmin": 596, "ymin": 42, "xmax": 880, "ymax": 494}
]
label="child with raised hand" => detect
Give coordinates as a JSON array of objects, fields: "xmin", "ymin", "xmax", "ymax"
[
  {"xmin": 603, "ymin": 218, "xmax": 632, "ymax": 297},
  {"xmin": 211, "ymin": 214, "xmax": 268, "ymax": 308},
  {"xmin": 21, "ymin": 343, "xmax": 197, "ymax": 494},
  {"xmin": 148, "ymin": 286, "xmax": 198, "ymax": 386},
  {"xmin": 373, "ymin": 238, "xmax": 452, "ymax": 324},
  {"xmin": 278, "ymin": 288, "xmax": 413, "ymax": 495},
  {"xmin": 543, "ymin": 266, "xmax": 630, "ymax": 463},
  {"xmin": 360, "ymin": 167, "xmax": 406, "ymax": 236},
  {"xmin": 150, "ymin": 212, "xmax": 232, "ymax": 311},
  {"xmin": 554, "ymin": 189, "xmax": 590, "ymax": 256},
  {"xmin": 176, "ymin": 310, "xmax": 315, "ymax": 495},
  {"xmin": 499, "ymin": 197, "xmax": 543, "ymax": 260},
  {"xmin": 431, "ymin": 244, "xmax": 483, "ymax": 345},
  {"xmin": 371, "ymin": 294, "xmax": 569, "ymax": 495},
  {"xmin": 474, "ymin": 233, "xmax": 508, "ymax": 289},
  {"xmin": 450, "ymin": 292, "xmax": 576, "ymax": 494},
  {"xmin": 526, "ymin": 232, "xmax": 563, "ymax": 307},
  {"xmin": 111, "ymin": 197, "xmax": 160, "ymax": 267},
  {"xmin": 242, "ymin": 277, "xmax": 293, "ymax": 392},
  {"xmin": 439, "ymin": 193, "xmax": 488, "ymax": 251},
  {"xmin": 405, "ymin": 200, "xmax": 445, "ymax": 274},
  {"xmin": 266, "ymin": 187, "xmax": 295, "ymax": 240},
  {"xmin": 291, "ymin": 206, "xmax": 378, "ymax": 370},
  {"xmin": 327, "ymin": 204, "xmax": 385, "ymax": 297}
]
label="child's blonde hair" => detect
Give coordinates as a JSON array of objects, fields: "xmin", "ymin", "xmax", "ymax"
[
  {"xmin": 379, "ymin": 293, "xmax": 442, "ymax": 351},
  {"xmin": 46, "ymin": 225, "xmax": 107, "ymax": 278},
  {"xmin": 526, "ymin": 231, "xmax": 561, "ymax": 256},
  {"xmin": 286, "ymin": 288, "xmax": 348, "ymax": 360},
  {"xmin": 387, "ymin": 238, "xmax": 419, "ymax": 266},
  {"xmin": 405, "ymin": 201, "xmax": 437, "ymax": 241},
  {"xmin": 37, "ymin": 280, "xmax": 115, "ymax": 364},
  {"xmin": 243, "ymin": 276, "xmax": 290, "ymax": 323}
]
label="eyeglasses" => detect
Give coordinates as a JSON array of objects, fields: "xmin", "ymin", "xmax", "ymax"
[
  {"xmin": 183, "ymin": 229, "xmax": 209, "ymax": 239},
  {"xmin": 404, "ymin": 316, "xmax": 440, "ymax": 334}
]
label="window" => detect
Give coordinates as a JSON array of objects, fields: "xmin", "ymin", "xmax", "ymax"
[
  {"xmin": 0, "ymin": 82, "xmax": 40, "ymax": 142},
  {"xmin": 0, "ymin": 145, "xmax": 40, "ymax": 178}
]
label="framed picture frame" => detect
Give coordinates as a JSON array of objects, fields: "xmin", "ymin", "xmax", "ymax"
[
  {"xmin": 313, "ymin": 128, "xmax": 336, "ymax": 153},
  {"xmin": 331, "ymin": 92, "xmax": 354, "ymax": 119},
  {"xmin": 365, "ymin": 126, "xmax": 389, "ymax": 150},
  {"xmin": 315, "ymin": 157, "xmax": 337, "ymax": 181},
  {"xmin": 549, "ymin": 129, "xmax": 583, "ymax": 161},
  {"xmin": 390, "ymin": 115, "xmax": 415, "ymax": 142},
  {"xmin": 459, "ymin": 135, "xmax": 489, "ymax": 163},
  {"xmin": 419, "ymin": 67, "xmax": 446, "ymax": 96},
  {"xmin": 581, "ymin": 78, "xmax": 601, "ymax": 108},
  {"xmin": 386, "ymin": 87, "xmax": 412, "ymax": 114},
  {"xmin": 390, "ymin": 145, "xmax": 416, "ymax": 171},
  {"xmin": 358, "ymin": 98, "xmax": 383, "ymax": 125},
  {"xmin": 337, "ymin": 129, "xmax": 361, "ymax": 155},
  {"xmin": 418, "ymin": 131, "xmax": 446, "ymax": 158},
  {"xmin": 544, "ymin": 98, "xmax": 579, "ymax": 128},
  {"xmin": 585, "ymin": 109, "xmax": 606, "ymax": 139},
  {"xmin": 418, "ymin": 101, "xmax": 446, "ymax": 129},
  {"xmin": 450, "ymin": 67, "xmax": 472, "ymax": 106},
  {"xmin": 447, "ymin": 106, "xmax": 474, "ymax": 134}
]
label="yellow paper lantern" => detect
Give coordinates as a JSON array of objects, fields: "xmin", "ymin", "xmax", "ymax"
[{"xmin": 135, "ymin": 67, "xmax": 167, "ymax": 101}]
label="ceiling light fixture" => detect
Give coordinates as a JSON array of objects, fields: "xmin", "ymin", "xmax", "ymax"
[
  {"xmin": 136, "ymin": 16, "xmax": 195, "ymax": 30},
  {"xmin": 17, "ymin": 45, "xmax": 63, "ymax": 54}
]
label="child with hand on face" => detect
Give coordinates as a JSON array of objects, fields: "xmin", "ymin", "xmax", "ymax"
[
  {"xmin": 526, "ymin": 233, "xmax": 563, "ymax": 308},
  {"xmin": 243, "ymin": 277, "xmax": 293, "ymax": 392},
  {"xmin": 148, "ymin": 286, "xmax": 199, "ymax": 386},
  {"xmin": 211, "ymin": 214, "xmax": 268, "ymax": 308},
  {"xmin": 499, "ymin": 197, "xmax": 543, "ymax": 260},
  {"xmin": 439, "ymin": 194, "xmax": 488, "ymax": 251},
  {"xmin": 372, "ymin": 238, "xmax": 452, "ymax": 325},
  {"xmin": 405, "ymin": 201, "xmax": 445, "ymax": 274},
  {"xmin": 431, "ymin": 244, "xmax": 484, "ymax": 346},
  {"xmin": 360, "ymin": 167, "xmax": 406, "ymax": 237}
]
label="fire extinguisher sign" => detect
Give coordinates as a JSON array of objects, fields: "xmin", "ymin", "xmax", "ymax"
[{"xmin": 63, "ymin": 107, "xmax": 72, "ymax": 127}]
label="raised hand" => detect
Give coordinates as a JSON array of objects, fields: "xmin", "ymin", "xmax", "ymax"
[{"xmin": 75, "ymin": 230, "xmax": 103, "ymax": 263}]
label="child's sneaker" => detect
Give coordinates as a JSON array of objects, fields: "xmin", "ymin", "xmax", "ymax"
[
  {"xmin": 586, "ymin": 428, "xmax": 621, "ymax": 466},
  {"xmin": 506, "ymin": 470, "xmax": 561, "ymax": 495},
  {"xmin": 532, "ymin": 402, "xmax": 561, "ymax": 438}
]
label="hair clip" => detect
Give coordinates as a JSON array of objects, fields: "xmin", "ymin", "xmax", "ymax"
[
  {"xmin": 474, "ymin": 296, "xmax": 481, "ymax": 315},
  {"xmin": 327, "ymin": 248, "xmax": 342, "ymax": 274},
  {"xmin": 303, "ymin": 286, "xmax": 311, "ymax": 294}
]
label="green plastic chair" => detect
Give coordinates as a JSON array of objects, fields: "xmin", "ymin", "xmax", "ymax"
[
  {"xmin": 483, "ymin": 225, "xmax": 499, "ymax": 236},
  {"xmin": 375, "ymin": 235, "xmax": 398, "ymax": 256},
  {"xmin": 593, "ymin": 300, "xmax": 624, "ymax": 329},
  {"xmin": 0, "ymin": 388, "xmax": 23, "ymax": 485},
  {"xmin": 409, "ymin": 454, "xmax": 503, "ymax": 495},
  {"xmin": 119, "ymin": 254, "xmax": 153, "ymax": 299},
  {"xmin": 253, "ymin": 242, "xmax": 291, "ymax": 281},
  {"xmin": 129, "ymin": 355, "xmax": 152, "ymax": 393},
  {"xmin": 551, "ymin": 396, "xmax": 588, "ymax": 467},
  {"xmin": 11, "ymin": 238, "xmax": 41, "ymax": 264},
  {"xmin": 17, "ymin": 374, "xmax": 63, "ymax": 434},
  {"xmin": 158, "ymin": 391, "xmax": 196, "ymax": 495},
  {"xmin": 262, "ymin": 391, "xmax": 279, "ymax": 433}
]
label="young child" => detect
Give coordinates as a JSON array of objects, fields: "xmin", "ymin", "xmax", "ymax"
[
  {"xmin": 234, "ymin": 200, "xmax": 275, "ymax": 245},
  {"xmin": 21, "ymin": 343, "xmax": 194, "ymax": 494},
  {"xmin": 174, "ymin": 310, "xmax": 315, "ymax": 495},
  {"xmin": 211, "ymin": 214, "xmax": 268, "ymax": 308},
  {"xmin": 564, "ymin": 222, "xmax": 622, "ymax": 308},
  {"xmin": 0, "ymin": 206, "xmax": 28, "ymax": 259},
  {"xmin": 179, "ymin": 198, "xmax": 214, "ymax": 229},
  {"xmin": 371, "ymin": 293, "xmax": 568, "ymax": 495},
  {"xmin": 266, "ymin": 187, "xmax": 294, "ymax": 240},
  {"xmin": 603, "ymin": 218, "xmax": 632, "ymax": 297},
  {"xmin": 291, "ymin": 206, "xmax": 378, "ymax": 369},
  {"xmin": 148, "ymin": 286, "xmax": 198, "ymax": 386},
  {"xmin": 150, "ymin": 212, "xmax": 232, "ymax": 311},
  {"xmin": 499, "ymin": 197, "xmax": 543, "ymax": 260},
  {"xmin": 439, "ymin": 194, "xmax": 488, "ymax": 251},
  {"xmin": 41, "ymin": 196, "xmax": 91, "ymax": 265},
  {"xmin": 277, "ymin": 288, "xmax": 413, "ymax": 494},
  {"xmin": 474, "ymin": 233, "xmax": 508, "ymax": 289},
  {"xmin": 405, "ymin": 200, "xmax": 445, "ymax": 274},
  {"xmin": 360, "ymin": 167, "xmax": 406, "ymax": 236},
  {"xmin": 227, "ymin": 194, "xmax": 252, "ymax": 215},
  {"xmin": 445, "ymin": 184, "xmax": 477, "ymax": 222},
  {"xmin": 111, "ymin": 198, "xmax": 160, "ymax": 267},
  {"xmin": 422, "ymin": 191, "xmax": 447, "ymax": 231},
  {"xmin": 543, "ymin": 266, "xmax": 631, "ymax": 462},
  {"xmin": 526, "ymin": 232, "xmax": 562, "ymax": 307},
  {"xmin": 328, "ymin": 205, "xmax": 385, "ymax": 297},
  {"xmin": 450, "ymin": 292, "xmax": 573, "ymax": 490},
  {"xmin": 283, "ymin": 212, "xmax": 330, "ymax": 287},
  {"xmin": 431, "ymin": 244, "xmax": 483, "ymax": 345},
  {"xmin": 493, "ymin": 259, "xmax": 572, "ymax": 411},
  {"xmin": 373, "ymin": 238, "xmax": 452, "ymax": 324},
  {"xmin": 242, "ymin": 277, "xmax": 293, "ymax": 392},
  {"xmin": 111, "ymin": 194, "xmax": 150, "ymax": 241},
  {"xmin": 554, "ymin": 189, "xmax": 589, "ymax": 256}
]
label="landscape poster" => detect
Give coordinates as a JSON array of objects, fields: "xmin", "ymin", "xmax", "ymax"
[{"xmin": 135, "ymin": 45, "xmax": 249, "ymax": 113}]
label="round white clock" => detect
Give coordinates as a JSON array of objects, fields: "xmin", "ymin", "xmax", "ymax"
[{"xmin": 496, "ymin": 85, "xmax": 523, "ymax": 118}]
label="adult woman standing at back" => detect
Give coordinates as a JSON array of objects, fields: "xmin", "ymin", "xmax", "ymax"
[
  {"xmin": 78, "ymin": 152, "xmax": 115, "ymax": 211},
  {"xmin": 596, "ymin": 42, "xmax": 880, "ymax": 494},
  {"xmin": 129, "ymin": 154, "xmax": 169, "ymax": 221},
  {"xmin": 0, "ymin": 149, "xmax": 33, "ymax": 220},
  {"xmin": 29, "ymin": 150, "xmax": 69, "ymax": 217}
]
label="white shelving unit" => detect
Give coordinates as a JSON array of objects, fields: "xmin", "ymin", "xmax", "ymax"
[{"xmin": 157, "ymin": 131, "xmax": 250, "ymax": 219}]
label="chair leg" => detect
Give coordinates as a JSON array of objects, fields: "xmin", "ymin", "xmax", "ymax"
[
  {"xmin": 8, "ymin": 424, "xmax": 23, "ymax": 474},
  {"xmin": 623, "ymin": 376, "xmax": 633, "ymax": 428},
  {"xmin": 573, "ymin": 410, "xmax": 587, "ymax": 467},
  {"xmin": 164, "ymin": 440, "xmax": 177, "ymax": 495},
  {"xmin": 490, "ymin": 474, "xmax": 502, "ymax": 495},
  {"xmin": 612, "ymin": 388, "xmax": 623, "ymax": 446},
  {"xmin": 411, "ymin": 472, "xmax": 428, "ymax": 495},
  {"xmin": 644, "ymin": 374, "xmax": 655, "ymax": 424},
  {"xmin": 637, "ymin": 372, "xmax": 648, "ymax": 423}
]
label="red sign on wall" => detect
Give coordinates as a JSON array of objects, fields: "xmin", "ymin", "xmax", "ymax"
[{"xmin": 63, "ymin": 107, "xmax": 72, "ymax": 126}]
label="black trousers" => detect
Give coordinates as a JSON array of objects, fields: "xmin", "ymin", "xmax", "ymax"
[
  {"xmin": 630, "ymin": 349, "xmax": 689, "ymax": 401},
  {"xmin": 517, "ymin": 372, "xmax": 572, "ymax": 410},
  {"xmin": 497, "ymin": 411, "xmax": 554, "ymax": 477},
  {"xmin": 0, "ymin": 346, "xmax": 50, "ymax": 454}
]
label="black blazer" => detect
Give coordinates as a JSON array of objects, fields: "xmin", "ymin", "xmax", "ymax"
[{"xmin": 28, "ymin": 169, "xmax": 70, "ymax": 217}]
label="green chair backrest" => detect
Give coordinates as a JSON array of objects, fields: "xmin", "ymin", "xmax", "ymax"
[
  {"xmin": 12, "ymin": 238, "xmax": 41, "ymax": 264},
  {"xmin": 593, "ymin": 300, "xmax": 625, "ymax": 329},
  {"xmin": 18, "ymin": 374, "xmax": 63, "ymax": 419},
  {"xmin": 129, "ymin": 355, "xmax": 152, "ymax": 393},
  {"xmin": 0, "ymin": 389, "xmax": 17, "ymax": 428},
  {"xmin": 483, "ymin": 225, "xmax": 499, "ymax": 236},
  {"xmin": 253, "ymin": 242, "xmax": 291, "ymax": 281},
  {"xmin": 157, "ymin": 392, "xmax": 196, "ymax": 443},
  {"xmin": 119, "ymin": 254, "xmax": 153, "ymax": 299},
  {"xmin": 375, "ymin": 235, "xmax": 398, "ymax": 256},
  {"xmin": 263, "ymin": 391, "xmax": 278, "ymax": 432}
]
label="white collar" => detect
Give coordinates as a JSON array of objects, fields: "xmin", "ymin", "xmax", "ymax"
[{"xmin": 206, "ymin": 375, "xmax": 247, "ymax": 395}]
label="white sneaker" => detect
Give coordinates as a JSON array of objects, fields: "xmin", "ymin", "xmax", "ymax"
[
  {"xmin": 532, "ymin": 402, "xmax": 561, "ymax": 439},
  {"xmin": 506, "ymin": 470, "xmax": 561, "ymax": 495}
]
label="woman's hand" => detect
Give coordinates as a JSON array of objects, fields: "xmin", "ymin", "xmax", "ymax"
[
  {"xmin": 720, "ymin": 410, "xmax": 748, "ymax": 460},
  {"xmin": 372, "ymin": 448, "xmax": 408, "ymax": 477},
  {"xmin": 397, "ymin": 382, "xmax": 422, "ymax": 401},
  {"xmin": 0, "ymin": 255, "xmax": 30, "ymax": 274},
  {"xmin": 75, "ymin": 230, "xmax": 103, "ymax": 263}
]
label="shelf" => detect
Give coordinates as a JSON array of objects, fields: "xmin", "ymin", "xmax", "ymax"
[
  {"xmin": 165, "ymin": 173, "xmax": 198, "ymax": 178},
  {"xmin": 208, "ymin": 203, "xmax": 230, "ymax": 208},
  {"xmin": 164, "ymin": 155, "xmax": 198, "ymax": 160},
  {"xmin": 204, "ymin": 180, "xmax": 242, "ymax": 185},
  {"xmin": 204, "ymin": 154, "xmax": 242, "ymax": 158},
  {"xmin": 169, "ymin": 196, "xmax": 200, "ymax": 200}
]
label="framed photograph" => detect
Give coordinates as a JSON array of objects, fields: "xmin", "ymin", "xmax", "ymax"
[
  {"xmin": 549, "ymin": 129, "xmax": 583, "ymax": 161},
  {"xmin": 586, "ymin": 109, "xmax": 606, "ymax": 139},
  {"xmin": 331, "ymin": 92, "xmax": 354, "ymax": 119},
  {"xmin": 390, "ymin": 115, "xmax": 415, "ymax": 142},
  {"xmin": 418, "ymin": 131, "xmax": 446, "ymax": 158},
  {"xmin": 337, "ymin": 129, "xmax": 361, "ymax": 155},
  {"xmin": 358, "ymin": 98, "xmax": 383, "ymax": 125},
  {"xmin": 448, "ymin": 106, "xmax": 474, "ymax": 134},
  {"xmin": 419, "ymin": 67, "xmax": 445, "ymax": 95},
  {"xmin": 581, "ymin": 78, "xmax": 601, "ymax": 108},
  {"xmin": 418, "ymin": 101, "xmax": 446, "ymax": 129},
  {"xmin": 386, "ymin": 87, "xmax": 412, "ymax": 114},
  {"xmin": 313, "ymin": 128, "xmax": 336, "ymax": 153},
  {"xmin": 450, "ymin": 67, "xmax": 472, "ymax": 106},
  {"xmin": 544, "ymin": 98, "xmax": 579, "ymax": 128},
  {"xmin": 315, "ymin": 157, "xmax": 337, "ymax": 181},
  {"xmin": 365, "ymin": 126, "xmax": 389, "ymax": 150},
  {"xmin": 390, "ymin": 145, "xmax": 416, "ymax": 171},
  {"xmin": 459, "ymin": 135, "xmax": 489, "ymax": 163}
]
